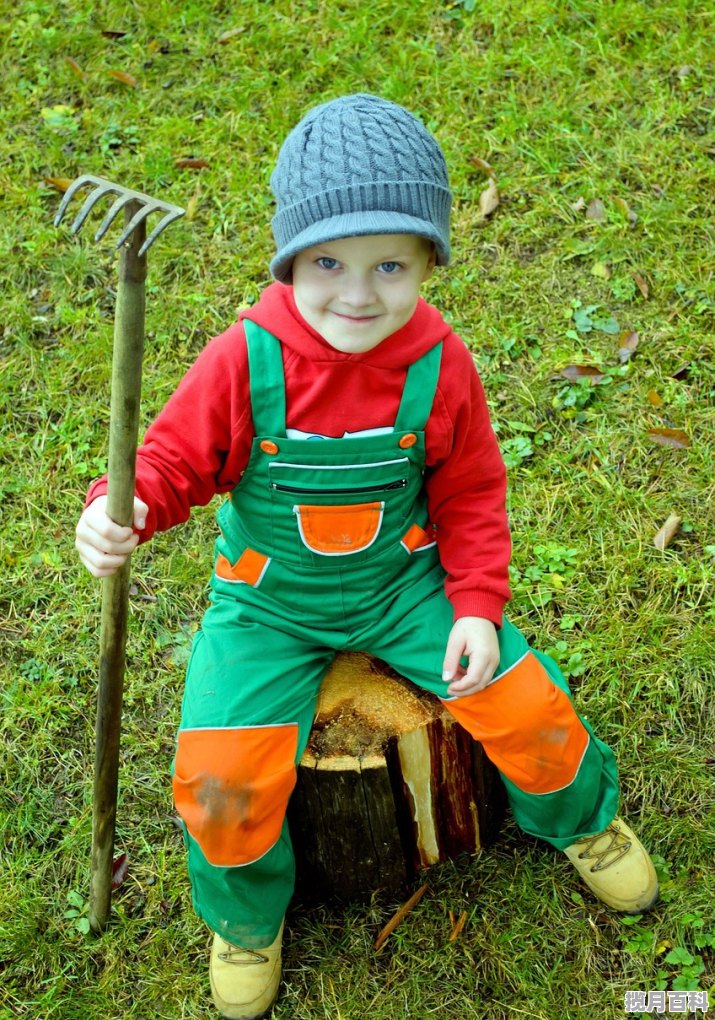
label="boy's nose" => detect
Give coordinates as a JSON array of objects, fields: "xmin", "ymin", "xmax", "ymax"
[{"xmin": 340, "ymin": 274, "xmax": 376, "ymax": 308}]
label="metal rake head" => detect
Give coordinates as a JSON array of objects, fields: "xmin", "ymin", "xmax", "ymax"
[{"xmin": 54, "ymin": 174, "xmax": 185, "ymax": 258}]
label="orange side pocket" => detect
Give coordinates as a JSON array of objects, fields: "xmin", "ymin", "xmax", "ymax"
[
  {"xmin": 173, "ymin": 724, "xmax": 298, "ymax": 867},
  {"xmin": 443, "ymin": 652, "xmax": 589, "ymax": 795},
  {"xmin": 215, "ymin": 548, "xmax": 270, "ymax": 586},
  {"xmin": 400, "ymin": 522, "xmax": 437, "ymax": 553},
  {"xmin": 294, "ymin": 502, "xmax": 384, "ymax": 555}
]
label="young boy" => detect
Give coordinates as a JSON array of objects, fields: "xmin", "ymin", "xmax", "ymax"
[{"xmin": 76, "ymin": 94, "xmax": 658, "ymax": 1019}]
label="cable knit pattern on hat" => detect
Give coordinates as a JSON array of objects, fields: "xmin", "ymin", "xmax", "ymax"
[{"xmin": 269, "ymin": 94, "xmax": 451, "ymax": 281}]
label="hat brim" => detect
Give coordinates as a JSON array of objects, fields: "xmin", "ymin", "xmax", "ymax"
[{"xmin": 269, "ymin": 211, "xmax": 450, "ymax": 282}]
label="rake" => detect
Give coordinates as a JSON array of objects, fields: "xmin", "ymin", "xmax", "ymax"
[{"xmin": 55, "ymin": 175, "xmax": 185, "ymax": 932}]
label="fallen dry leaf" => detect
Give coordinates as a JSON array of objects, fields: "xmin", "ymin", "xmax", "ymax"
[
  {"xmin": 218, "ymin": 26, "xmax": 247, "ymax": 43},
  {"xmin": 186, "ymin": 191, "xmax": 200, "ymax": 221},
  {"xmin": 108, "ymin": 70, "xmax": 139, "ymax": 87},
  {"xmin": 614, "ymin": 196, "xmax": 638, "ymax": 224},
  {"xmin": 469, "ymin": 154, "xmax": 495, "ymax": 178},
  {"xmin": 592, "ymin": 261, "xmax": 611, "ymax": 280},
  {"xmin": 647, "ymin": 389, "xmax": 664, "ymax": 407},
  {"xmin": 374, "ymin": 884, "xmax": 428, "ymax": 952},
  {"xmin": 647, "ymin": 428, "xmax": 690, "ymax": 449},
  {"xmin": 570, "ymin": 196, "xmax": 587, "ymax": 212},
  {"xmin": 585, "ymin": 198, "xmax": 607, "ymax": 222},
  {"xmin": 111, "ymin": 852, "xmax": 129, "ymax": 890},
  {"xmin": 653, "ymin": 513, "xmax": 682, "ymax": 550},
  {"xmin": 65, "ymin": 57, "xmax": 86, "ymax": 80},
  {"xmin": 449, "ymin": 911, "xmax": 468, "ymax": 942},
  {"xmin": 617, "ymin": 330, "xmax": 640, "ymax": 363},
  {"xmin": 561, "ymin": 365, "xmax": 606, "ymax": 381},
  {"xmin": 102, "ymin": 29, "xmax": 128, "ymax": 39},
  {"xmin": 479, "ymin": 179, "xmax": 500, "ymax": 218},
  {"xmin": 174, "ymin": 157, "xmax": 209, "ymax": 170},
  {"xmin": 632, "ymin": 271, "xmax": 649, "ymax": 298},
  {"xmin": 43, "ymin": 177, "xmax": 73, "ymax": 193}
]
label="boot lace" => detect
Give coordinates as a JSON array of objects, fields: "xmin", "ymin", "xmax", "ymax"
[
  {"xmin": 573, "ymin": 823, "xmax": 632, "ymax": 872},
  {"xmin": 218, "ymin": 943, "xmax": 269, "ymax": 966}
]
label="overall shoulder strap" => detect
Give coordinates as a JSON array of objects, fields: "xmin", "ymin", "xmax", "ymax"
[
  {"xmin": 243, "ymin": 319, "xmax": 287, "ymax": 436},
  {"xmin": 394, "ymin": 342, "xmax": 443, "ymax": 432}
]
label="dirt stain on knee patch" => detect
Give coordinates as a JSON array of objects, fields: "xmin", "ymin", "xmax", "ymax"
[{"xmin": 195, "ymin": 775, "xmax": 253, "ymax": 825}]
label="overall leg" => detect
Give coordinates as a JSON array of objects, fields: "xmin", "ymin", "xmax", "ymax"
[
  {"xmin": 173, "ymin": 589, "xmax": 334, "ymax": 950},
  {"xmin": 359, "ymin": 558, "xmax": 619, "ymax": 849}
]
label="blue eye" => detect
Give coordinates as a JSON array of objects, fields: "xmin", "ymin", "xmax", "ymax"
[
  {"xmin": 317, "ymin": 257, "xmax": 339, "ymax": 270},
  {"xmin": 378, "ymin": 261, "xmax": 401, "ymax": 274}
]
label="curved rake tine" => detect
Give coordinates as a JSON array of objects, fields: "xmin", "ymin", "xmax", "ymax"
[
  {"xmin": 53, "ymin": 175, "xmax": 97, "ymax": 227},
  {"xmin": 94, "ymin": 193, "xmax": 136, "ymax": 243},
  {"xmin": 114, "ymin": 203, "xmax": 155, "ymax": 250},
  {"xmin": 54, "ymin": 174, "xmax": 185, "ymax": 255},
  {"xmin": 69, "ymin": 182, "xmax": 119, "ymax": 236},
  {"xmin": 137, "ymin": 207, "xmax": 185, "ymax": 257}
]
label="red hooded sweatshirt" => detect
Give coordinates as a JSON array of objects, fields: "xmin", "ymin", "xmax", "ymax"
[{"xmin": 87, "ymin": 282, "xmax": 511, "ymax": 624}]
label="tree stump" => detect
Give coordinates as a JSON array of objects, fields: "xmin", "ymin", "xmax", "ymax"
[{"xmin": 288, "ymin": 652, "xmax": 505, "ymax": 902}]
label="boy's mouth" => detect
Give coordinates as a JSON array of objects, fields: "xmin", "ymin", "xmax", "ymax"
[{"xmin": 331, "ymin": 311, "xmax": 380, "ymax": 323}]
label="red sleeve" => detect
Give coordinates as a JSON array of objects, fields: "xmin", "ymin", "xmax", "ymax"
[
  {"xmin": 425, "ymin": 335, "xmax": 511, "ymax": 626},
  {"xmin": 85, "ymin": 322, "xmax": 253, "ymax": 540}
]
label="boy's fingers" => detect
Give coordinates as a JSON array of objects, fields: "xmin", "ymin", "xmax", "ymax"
[
  {"xmin": 92, "ymin": 517, "xmax": 136, "ymax": 542},
  {"xmin": 446, "ymin": 656, "xmax": 498, "ymax": 697},
  {"xmin": 441, "ymin": 634, "xmax": 465, "ymax": 682},
  {"xmin": 76, "ymin": 495, "xmax": 142, "ymax": 579},
  {"xmin": 133, "ymin": 497, "xmax": 149, "ymax": 530},
  {"xmin": 447, "ymin": 665, "xmax": 480, "ymax": 695},
  {"xmin": 75, "ymin": 529, "xmax": 138, "ymax": 576},
  {"xmin": 77, "ymin": 545, "xmax": 127, "ymax": 577},
  {"xmin": 77, "ymin": 523, "xmax": 137, "ymax": 555}
]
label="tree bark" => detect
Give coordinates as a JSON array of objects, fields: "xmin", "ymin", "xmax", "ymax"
[{"xmin": 289, "ymin": 652, "xmax": 505, "ymax": 902}]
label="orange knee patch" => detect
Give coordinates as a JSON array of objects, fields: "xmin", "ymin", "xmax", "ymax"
[
  {"xmin": 444, "ymin": 652, "xmax": 589, "ymax": 794},
  {"xmin": 173, "ymin": 724, "xmax": 298, "ymax": 867}
]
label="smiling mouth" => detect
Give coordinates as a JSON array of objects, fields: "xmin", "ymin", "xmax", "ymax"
[{"xmin": 332, "ymin": 311, "xmax": 380, "ymax": 322}]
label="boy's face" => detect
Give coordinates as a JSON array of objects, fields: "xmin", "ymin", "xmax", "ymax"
[{"xmin": 291, "ymin": 234, "xmax": 436, "ymax": 354}]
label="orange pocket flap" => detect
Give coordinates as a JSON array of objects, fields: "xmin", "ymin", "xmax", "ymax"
[
  {"xmin": 400, "ymin": 522, "xmax": 437, "ymax": 553},
  {"xmin": 173, "ymin": 724, "xmax": 298, "ymax": 867},
  {"xmin": 215, "ymin": 548, "xmax": 270, "ymax": 586},
  {"xmin": 294, "ymin": 501, "xmax": 384, "ymax": 555}
]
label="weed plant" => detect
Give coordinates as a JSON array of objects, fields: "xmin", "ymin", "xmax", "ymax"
[{"xmin": 1, "ymin": 1, "xmax": 713, "ymax": 1018}]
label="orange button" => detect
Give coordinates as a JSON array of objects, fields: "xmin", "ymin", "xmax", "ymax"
[
  {"xmin": 398, "ymin": 433, "xmax": 417, "ymax": 449},
  {"xmin": 260, "ymin": 440, "xmax": 279, "ymax": 455}
]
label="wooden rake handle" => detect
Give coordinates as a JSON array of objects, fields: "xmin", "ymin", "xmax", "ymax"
[
  {"xmin": 57, "ymin": 176, "xmax": 184, "ymax": 932},
  {"xmin": 90, "ymin": 205, "xmax": 146, "ymax": 932}
]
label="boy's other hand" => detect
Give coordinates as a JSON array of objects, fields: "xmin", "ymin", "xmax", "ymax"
[
  {"xmin": 442, "ymin": 617, "xmax": 500, "ymax": 697},
  {"xmin": 75, "ymin": 495, "xmax": 148, "ymax": 578}
]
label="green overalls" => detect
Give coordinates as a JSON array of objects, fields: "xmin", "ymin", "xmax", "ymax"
[{"xmin": 173, "ymin": 321, "xmax": 619, "ymax": 949}]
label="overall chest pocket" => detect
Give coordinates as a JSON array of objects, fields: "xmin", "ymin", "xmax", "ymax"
[{"xmin": 268, "ymin": 458, "xmax": 410, "ymax": 559}]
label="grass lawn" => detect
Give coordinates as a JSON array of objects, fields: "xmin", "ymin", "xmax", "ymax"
[{"xmin": 1, "ymin": 1, "xmax": 713, "ymax": 1018}]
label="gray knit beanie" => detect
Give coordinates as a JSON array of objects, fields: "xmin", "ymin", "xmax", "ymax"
[{"xmin": 269, "ymin": 93, "xmax": 451, "ymax": 282}]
